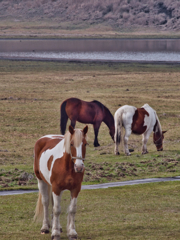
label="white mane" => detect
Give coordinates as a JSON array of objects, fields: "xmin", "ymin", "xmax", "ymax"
[
  {"xmin": 64, "ymin": 129, "xmax": 85, "ymax": 154},
  {"xmin": 154, "ymin": 112, "xmax": 162, "ymax": 133}
]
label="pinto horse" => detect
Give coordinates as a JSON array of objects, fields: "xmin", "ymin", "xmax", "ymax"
[
  {"xmin": 60, "ymin": 98, "xmax": 115, "ymax": 147},
  {"xmin": 34, "ymin": 125, "xmax": 88, "ymax": 240},
  {"xmin": 114, "ymin": 104, "xmax": 166, "ymax": 156}
]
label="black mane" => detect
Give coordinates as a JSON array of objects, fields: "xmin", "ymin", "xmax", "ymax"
[{"xmin": 92, "ymin": 100, "xmax": 104, "ymax": 111}]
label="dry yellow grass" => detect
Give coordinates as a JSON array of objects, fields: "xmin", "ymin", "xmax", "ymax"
[{"xmin": 0, "ymin": 60, "xmax": 180, "ymax": 187}]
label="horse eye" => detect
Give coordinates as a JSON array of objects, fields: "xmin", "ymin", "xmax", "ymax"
[{"xmin": 71, "ymin": 143, "xmax": 73, "ymax": 147}]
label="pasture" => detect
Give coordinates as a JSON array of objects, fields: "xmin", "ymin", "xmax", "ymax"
[
  {"xmin": 1, "ymin": 182, "xmax": 180, "ymax": 239},
  {"xmin": 0, "ymin": 60, "xmax": 180, "ymax": 187},
  {"xmin": 1, "ymin": 60, "xmax": 180, "ymax": 239}
]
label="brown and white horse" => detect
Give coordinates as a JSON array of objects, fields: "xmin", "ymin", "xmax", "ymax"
[
  {"xmin": 34, "ymin": 125, "xmax": 88, "ymax": 240},
  {"xmin": 114, "ymin": 104, "xmax": 166, "ymax": 156}
]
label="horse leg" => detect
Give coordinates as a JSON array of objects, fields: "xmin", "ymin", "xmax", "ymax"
[
  {"xmin": 67, "ymin": 196, "xmax": 78, "ymax": 240},
  {"xmin": 38, "ymin": 179, "xmax": 50, "ymax": 234},
  {"xmin": 93, "ymin": 123, "xmax": 101, "ymax": 147},
  {"xmin": 51, "ymin": 194, "xmax": 62, "ymax": 233},
  {"xmin": 51, "ymin": 192, "xmax": 62, "ymax": 240},
  {"xmin": 70, "ymin": 120, "xmax": 76, "ymax": 129},
  {"xmin": 124, "ymin": 128, "xmax": 132, "ymax": 156},
  {"xmin": 114, "ymin": 143, "xmax": 120, "ymax": 155},
  {"xmin": 114, "ymin": 122, "xmax": 119, "ymax": 155},
  {"xmin": 142, "ymin": 132, "xmax": 150, "ymax": 154}
]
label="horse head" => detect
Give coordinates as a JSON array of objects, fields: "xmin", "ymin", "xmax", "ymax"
[
  {"xmin": 153, "ymin": 130, "xmax": 167, "ymax": 151},
  {"xmin": 69, "ymin": 125, "xmax": 88, "ymax": 173}
]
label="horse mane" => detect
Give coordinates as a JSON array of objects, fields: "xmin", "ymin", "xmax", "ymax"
[
  {"xmin": 154, "ymin": 112, "xmax": 162, "ymax": 133},
  {"xmin": 92, "ymin": 100, "xmax": 114, "ymax": 120},
  {"xmin": 64, "ymin": 129, "xmax": 85, "ymax": 154},
  {"xmin": 92, "ymin": 100, "xmax": 104, "ymax": 111},
  {"xmin": 142, "ymin": 104, "xmax": 162, "ymax": 133}
]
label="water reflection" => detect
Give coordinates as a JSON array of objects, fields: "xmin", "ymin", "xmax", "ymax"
[
  {"xmin": 0, "ymin": 39, "xmax": 180, "ymax": 62},
  {"xmin": 0, "ymin": 51, "xmax": 180, "ymax": 62}
]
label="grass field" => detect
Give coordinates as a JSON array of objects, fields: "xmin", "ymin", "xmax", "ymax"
[
  {"xmin": 0, "ymin": 60, "xmax": 180, "ymax": 188},
  {"xmin": 1, "ymin": 182, "xmax": 180, "ymax": 240},
  {"xmin": 1, "ymin": 59, "xmax": 180, "ymax": 239}
]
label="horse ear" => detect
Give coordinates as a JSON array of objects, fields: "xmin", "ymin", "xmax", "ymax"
[
  {"xmin": 69, "ymin": 125, "xmax": 75, "ymax": 135},
  {"xmin": 83, "ymin": 125, "xmax": 88, "ymax": 135},
  {"xmin": 162, "ymin": 130, "xmax": 167, "ymax": 134}
]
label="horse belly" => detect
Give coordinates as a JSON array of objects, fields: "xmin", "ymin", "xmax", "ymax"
[
  {"xmin": 132, "ymin": 123, "xmax": 147, "ymax": 135},
  {"xmin": 39, "ymin": 152, "xmax": 51, "ymax": 185}
]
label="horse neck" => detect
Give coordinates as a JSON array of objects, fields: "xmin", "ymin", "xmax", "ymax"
[
  {"xmin": 64, "ymin": 152, "xmax": 74, "ymax": 168},
  {"xmin": 103, "ymin": 107, "xmax": 114, "ymax": 130}
]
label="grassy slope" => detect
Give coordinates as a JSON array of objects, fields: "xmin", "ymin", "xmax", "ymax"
[
  {"xmin": 1, "ymin": 19, "xmax": 180, "ymax": 39},
  {"xmin": 0, "ymin": 60, "xmax": 180, "ymax": 189},
  {"xmin": 0, "ymin": 182, "xmax": 180, "ymax": 239}
]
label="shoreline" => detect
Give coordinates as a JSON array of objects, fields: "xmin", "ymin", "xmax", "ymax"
[{"xmin": 1, "ymin": 56, "xmax": 180, "ymax": 65}]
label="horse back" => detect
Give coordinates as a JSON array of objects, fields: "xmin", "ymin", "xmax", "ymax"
[{"xmin": 66, "ymin": 98, "xmax": 104, "ymax": 123}]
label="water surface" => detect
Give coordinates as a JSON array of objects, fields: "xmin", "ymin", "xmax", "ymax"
[{"xmin": 1, "ymin": 39, "xmax": 180, "ymax": 62}]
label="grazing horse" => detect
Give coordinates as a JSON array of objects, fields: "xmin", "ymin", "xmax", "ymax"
[
  {"xmin": 60, "ymin": 98, "xmax": 115, "ymax": 147},
  {"xmin": 34, "ymin": 125, "xmax": 88, "ymax": 240},
  {"xmin": 114, "ymin": 104, "xmax": 166, "ymax": 156}
]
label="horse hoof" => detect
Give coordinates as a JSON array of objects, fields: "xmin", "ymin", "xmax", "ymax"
[
  {"xmin": 115, "ymin": 152, "xmax": 120, "ymax": 155},
  {"xmin": 69, "ymin": 237, "xmax": 77, "ymax": 240},
  {"xmin": 129, "ymin": 149, "xmax": 134, "ymax": 152},
  {"xmin": 60, "ymin": 228, "xmax": 63, "ymax": 233},
  {"xmin": 142, "ymin": 151, "xmax": 148, "ymax": 155},
  {"xmin": 41, "ymin": 229, "xmax": 50, "ymax": 234},
  {"xmin": 126, "ymin": 153, "xmax": 131, "ymax": 156},
  {"xmin": 94, "ymin": 143, "xmax": 100, "ymax": 147},
  {"xmin": 51, "ymin": 236, "xmax": 60, "ymax": 240}
]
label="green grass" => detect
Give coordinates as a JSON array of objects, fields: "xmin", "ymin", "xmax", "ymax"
[
  {"xmin": 1, "ymin": 182, "xmax": 180, "ymax": 239},
  {"xmin": 1, "ymin": 60, "xmax": 180, "ymax": 239},
  {"xmin": 0, "ymin": 60, "xmax": 180, "ymax": 189}
]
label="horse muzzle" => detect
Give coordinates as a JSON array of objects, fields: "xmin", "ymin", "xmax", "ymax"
[
  {"xmin": 74, "ymin": 164, "xmax": 84, "ymax": 173},
  {"xmin": 157, "ymin": 148, "xmax": 163, "ymax": 151},
  {"xmin": 74, "ymin": 160, "xmax": 85, "ymax": 173}
]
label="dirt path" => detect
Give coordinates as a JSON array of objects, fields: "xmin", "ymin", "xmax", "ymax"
[{"xmin": 1, "ymin": 176, "xmax": 180, "ymax": 196}]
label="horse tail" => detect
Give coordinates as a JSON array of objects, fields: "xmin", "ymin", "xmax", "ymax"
[
  {"xmin": 60, "ymin": 100, "xmax": 68, "ymax": 135},
  {"xmin": 115, "ymin": 114, "xmax": 123, "ymax": 144},
  {"xmin": 114, "ymin": 109, "xmax": 124, "ymax": 153},
  {"xmin": 34, "ymin": 191, "xmax": 43, "ymax": 221},
  {"xmin": 34, "ymin": 185, "xmax": 52, "ymax": 222}
]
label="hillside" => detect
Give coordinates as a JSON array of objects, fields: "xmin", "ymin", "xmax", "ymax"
[{"xmin": 0, "ymin": 0, "xmax": 180, "ymax": 37}]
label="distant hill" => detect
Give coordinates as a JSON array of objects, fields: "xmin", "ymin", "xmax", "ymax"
[{"xmin": 0, "ymin": 0, "xmax": 180, "ymax": 33}]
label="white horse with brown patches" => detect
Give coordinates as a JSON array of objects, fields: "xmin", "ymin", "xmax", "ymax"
[
  {"xmin": 114, "ymin": 104, "xmax": 166, "ymax": 156},
  {"xmin": 34, "ymin": 125, "xmax": 88, "ymax": 240}
]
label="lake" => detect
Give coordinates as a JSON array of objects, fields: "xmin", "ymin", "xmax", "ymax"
[{"xmin": 0, "ymin": 38, "xmax": 180, "ymax": 63}]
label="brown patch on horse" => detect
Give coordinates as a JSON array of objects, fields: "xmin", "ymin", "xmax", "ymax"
[
  {"xmin": 47, "ymin": 155, "xmax": 53, "ymax": 171},
  {"xmin": 132, "ymin": 108, "xmax": 149, "ymax": 135},
  {"xmin": 50, "ymin": 153, "xmax": 84, "ymax": 196},
  {"xmin": 34, "ymin": 137, "xmax": 63, "ymax": 180}
]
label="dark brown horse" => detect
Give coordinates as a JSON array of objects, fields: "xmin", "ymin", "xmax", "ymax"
[{"xmin": 60, "ymin": 98, "xmax": 115, "ymax": 147}]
